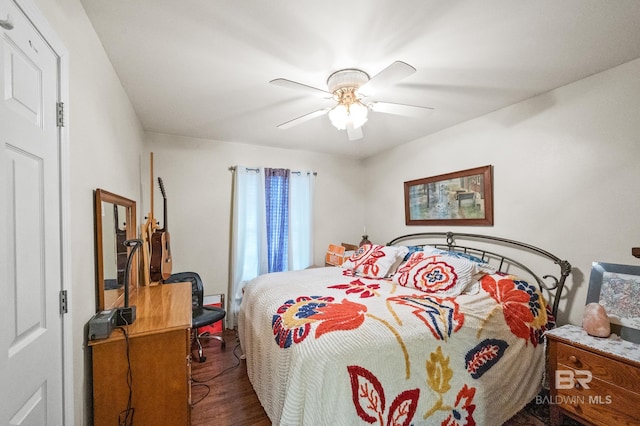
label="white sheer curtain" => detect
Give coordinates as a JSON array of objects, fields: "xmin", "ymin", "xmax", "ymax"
[
  {"xmin": 229, "ymin": 167, "xmax": 268, "ymax": 328},
  {"xmin": 229, "ymin": 166, "xmax": 315, "ymax": 329},
  {"xmin": 289, "ymin": 171, "xmax": 315, "ymax": 270}
]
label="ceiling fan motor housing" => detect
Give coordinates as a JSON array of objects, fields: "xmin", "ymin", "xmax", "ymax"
[{"xmin": 326, "ymin": 69, "xmax": 370, "ymax": 94}]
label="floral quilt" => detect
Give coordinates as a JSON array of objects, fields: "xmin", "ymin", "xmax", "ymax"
[{"xmin": 238, "ymin": 266, "xmax": 554, "ymax": 426}]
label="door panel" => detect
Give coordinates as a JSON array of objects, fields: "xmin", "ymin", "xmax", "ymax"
[
  {"xmin": 1, "ymin": 0, "xmax": 63, "ymax": 423},
  {"xmin": 7, "ymin": 147, "xmax": 44, "ymax": 346},
  {"xmin": 4, "ymin": 36, "xmax": 43, "ymax": 126},
  {"xmin": 9, "ymin": 387, "xmax": 45, "ymax": 425}
]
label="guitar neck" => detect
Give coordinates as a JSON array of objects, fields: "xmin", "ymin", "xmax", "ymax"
[
  {"xmin": 162, "ymin": 197, "xmax": 168, "ymax": 231},
  {"xmin": 150, "ymin": 152, "xmax": 154, "ymax": 222}
]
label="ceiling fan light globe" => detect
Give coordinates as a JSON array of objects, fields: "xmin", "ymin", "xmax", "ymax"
[
  {"xmin": 329, "ymin": 102, "xmax": 369, "ymax": 130},
  {"xmin": 349, "ymin": 102, "xmax": 368, "ymax": 128},
  {"xmin": 328, "ymin": 104, "xmax": 349, "ymax": 130}
]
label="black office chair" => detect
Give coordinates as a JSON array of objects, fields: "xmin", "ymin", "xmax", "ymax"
[{"xmin": 165, "ymin": 272, "xmax": 226, "ymax": 362}]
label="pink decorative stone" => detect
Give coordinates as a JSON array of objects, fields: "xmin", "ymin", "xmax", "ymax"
[{"xmin": 582, "ymin": 303, "xmax": 611, "ymax": 337}]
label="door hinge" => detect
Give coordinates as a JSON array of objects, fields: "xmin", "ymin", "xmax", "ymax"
[
  {"xmin": 56, "ymin": 102, "xmax": 64, "ymax": 127},
  {"xmin": 59, "ymin": 290, "xmax": 68, "ymax": 314}
]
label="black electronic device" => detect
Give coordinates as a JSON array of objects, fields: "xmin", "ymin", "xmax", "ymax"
[
  {"xmin": 88, "ymin": 309, "xmax": 117, "ymax": 340},
  {"xmin": 116, "ymin": 305, "xmax": 136, "ymax": 326},
  {"xmin": 116, "ymin": 238, "xmax": 143, "ymax": 326}
]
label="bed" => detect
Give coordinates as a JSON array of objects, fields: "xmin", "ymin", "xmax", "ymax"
[{"xmin": 238, "ymin": 232, "xmax": 572, "ymax": 426}]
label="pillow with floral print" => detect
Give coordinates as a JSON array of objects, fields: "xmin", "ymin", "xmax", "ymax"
[
  {"xmin": 342, "ymin": 244, "xmax": 409, "ymax": 278},
  {"xmin": 402, "ymin": 245, "xmax": 424, "ymax": 261},
  {"xmin": 391, "ymin": 250, "xmax": 496, "ymax": 296}
]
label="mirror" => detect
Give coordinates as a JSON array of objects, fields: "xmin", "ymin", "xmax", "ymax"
[{"xmin": 94, "ymin": 189, "xmax": 137, "ymax": 312}]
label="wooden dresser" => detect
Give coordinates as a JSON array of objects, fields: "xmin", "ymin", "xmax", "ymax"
[
  {"xmin": 89, "ymin": 283, "xmax": 192, "ymax": 426},
  {"xmin": 546, "ymin": 324, "xmax": 640, "ymax": 426}
]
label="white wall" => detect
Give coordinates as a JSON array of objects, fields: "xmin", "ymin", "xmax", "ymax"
[
  {"xmin": 34, "ymin": 0, "xmax": 146, "ymax": 423},
  {"xmin": 145, "ymin": 132, "xmax": 365, "ymax": 299},
  {"xmin": 363, "ymin": 58, "xmax": 640, "ymax": 326}
]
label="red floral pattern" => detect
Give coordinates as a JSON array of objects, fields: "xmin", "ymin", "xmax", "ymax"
[
  {"xmin": 442, "ymin": 385, "xmax": 476, "ymax": 426},
  {"xmin": 312, "ymin": 299, "xmax": 367, "ymax": 338},
  {"xmin": 348, "ymin": 245, "xmax": 389, "ymax": 277},
  {"xmin": 329, "ymin": 279, "xmax": 381, "ymax": 298},
  {"xmin": 393, "ymin": 252, "xmax": 462, "ymax": 294},
  {"xmin": 272, "ymin": 297, "xmax": 367, "ymax": 346},
  {"xmin": 480, "ymin": 275, "xmax": 549, "ymax": 345},
  {"xmin": 465, "ymin": 339, "xmax": 508, "ymax": 379},
  {"xmin": 348, "ymin": 365, "xmax": 419, "ymax": 426},
  {"xmin": 272, "ymin": 296, "xmax": 334, "ymax": 348}
]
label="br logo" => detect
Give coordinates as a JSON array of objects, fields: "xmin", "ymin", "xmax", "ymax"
[{"xmin": 556, "ymin": 370, "xmax": 592, "ymax": 389}]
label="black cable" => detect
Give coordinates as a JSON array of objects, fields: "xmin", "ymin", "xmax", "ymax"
[
  {"xmin": 191, "ymin": 342, "xmax": 242, "ymax": 385},
  {"xmin": 116, "ymin": 319, "xmax": 135, "ymax": 426},
  {"xmin": 190, "ymin": 383, "xmax": 211, "ymax": 405},
  {"xmin": 190, "ymin": 342, "xmax": 242, "ymax": 407}
]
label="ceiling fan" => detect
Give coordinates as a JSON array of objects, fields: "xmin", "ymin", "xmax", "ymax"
[{"xmin": 270, "ymin": 61, "xmax": 434, "ymax": 141}]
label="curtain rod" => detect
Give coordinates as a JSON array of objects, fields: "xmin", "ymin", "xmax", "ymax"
[{"xmin": 228, "ymin": 166, "xmax": 317, "ymax": 176}]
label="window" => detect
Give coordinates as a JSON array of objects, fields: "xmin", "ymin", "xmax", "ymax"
[{"xmin": 229, "ymin": 166, "xmax": 315, "ymax": 327}]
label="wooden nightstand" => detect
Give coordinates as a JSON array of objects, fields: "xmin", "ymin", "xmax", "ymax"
[{"xmin": 546, "ymin": 325, "xmax": 640, "ymax": 426}]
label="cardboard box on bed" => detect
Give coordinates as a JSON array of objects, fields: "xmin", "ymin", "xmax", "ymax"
[{"xmin": 325, "ymin": 244, "xmax": 346, "ymax": 266}]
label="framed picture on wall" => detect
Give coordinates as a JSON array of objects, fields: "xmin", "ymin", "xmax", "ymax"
[
  {"xmin": 586, "ymin": 262, "xmax": 640, "ymax": 344},
  {"xmin": 404, "ymin": 165, "xmax": 493, "ymax": 226}
]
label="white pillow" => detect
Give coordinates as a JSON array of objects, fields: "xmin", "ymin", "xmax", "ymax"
[
  {"xmin": 342, "ymin": 244, "xmax": 409, "ymax": 278},
  {"xmin": 391, "ymin": 250, "xmax": 495, "ymax": 297}
]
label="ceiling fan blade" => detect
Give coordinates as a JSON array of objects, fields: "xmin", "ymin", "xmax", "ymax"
[
  {"xmin": 358, "ymin": 61, "xmax": 416, "ymax": 96},
  {"xmin": 277, "ymin": 107, "xmax": 331, "ymax": 129},
  {"xmin": 369, "ymin": 101, "xmax": 434, "ymax": 117},
  {"xmin": 346, "ymin": 123, "xmax": 363, "ymax": 141},
  {"xmin": 270, "ymin": 78, "xmax": 332, "ymax": 97}
]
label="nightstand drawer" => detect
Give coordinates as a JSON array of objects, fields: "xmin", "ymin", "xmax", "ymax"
[
  {"xmin": 547, "ymin": 325, "xmax": 640, "ymax": 426},
  {"xmin": 556, "ymin": 342, "xmax": 640, "ymax": 393},
  {"xmin": 555, "ymin": 371, "xmax": 640, "ymax": 425}
]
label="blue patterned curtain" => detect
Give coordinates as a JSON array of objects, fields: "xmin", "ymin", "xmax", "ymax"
[{"xmin": 265, "ymin": 168, "xmax": 290, "ymax": 272}]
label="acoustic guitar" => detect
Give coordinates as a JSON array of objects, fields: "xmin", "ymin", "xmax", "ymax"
[{"xmin": 150, "ymin": 177, "xmax": 172, "ymax": 282}]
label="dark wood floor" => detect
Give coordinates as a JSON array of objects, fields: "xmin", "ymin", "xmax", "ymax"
[{"xmin": 190, "ymin": 330, "xmax": 270, "ymax": 426}]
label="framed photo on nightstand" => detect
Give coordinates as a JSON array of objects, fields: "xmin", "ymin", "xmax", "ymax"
[{"xmin": 586, "ymin": 261, "xmax": 640, "ymax": 344}]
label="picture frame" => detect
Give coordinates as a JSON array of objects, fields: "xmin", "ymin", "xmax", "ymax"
[
  {"xmin": 404, "ymin": 165, "xmax": 493, "ymax": 226},
  {"xmin": 586, "ymin": 262, "xmax": 640, "ymax": 344}
]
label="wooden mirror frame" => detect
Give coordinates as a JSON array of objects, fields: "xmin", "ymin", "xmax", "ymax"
[{"xmin": 94, "ymin": 189, "xmax": 137, "ymax": 312}]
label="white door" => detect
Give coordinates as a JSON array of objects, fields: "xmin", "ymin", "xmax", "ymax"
[{"xmin": 0, "ymin": 0, "xmax": 65, "ymax": 424}]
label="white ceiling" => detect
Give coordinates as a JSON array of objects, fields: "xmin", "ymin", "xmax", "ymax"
[{"xmin": 80, "ymin": 0, "xmax": 640, "ymax": 159}]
